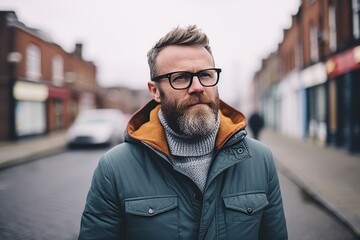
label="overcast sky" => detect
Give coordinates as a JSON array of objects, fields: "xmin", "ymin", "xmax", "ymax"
[{"xmin": 0, "ymin": 0, "xmax": 300, "ymax": 105}]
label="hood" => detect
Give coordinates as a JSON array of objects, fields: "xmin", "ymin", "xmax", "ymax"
[{"xmin": 126, "ymin": 99, "xmax": 247, "ymax": 158}]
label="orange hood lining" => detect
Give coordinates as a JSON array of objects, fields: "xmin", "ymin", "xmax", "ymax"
[{"xmin": 127, "ymin": 100, "xmax": 247, "ymax": 158}]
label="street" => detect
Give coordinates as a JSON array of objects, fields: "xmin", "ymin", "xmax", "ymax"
[
  {"xmin": 0, "ymin": 149, "xmax": 103, "ymax": 240},
  {"xmin": 0, "ymin": 148, "xmax": 358, "ymax": 240}
]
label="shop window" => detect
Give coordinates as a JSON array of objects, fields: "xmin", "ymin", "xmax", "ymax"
[
  {"xmin": 52, "ymin": 55, "xmax": 64, "ymax": 86},
  {"xmin": 353, "ymin": 0, "xmax": 360, "ymax": 39},
  {"xmin": 26, "ymin": 44, "xmax": 41, "ymax": 81},
  {"xmin": 16, "ymin": 101, "xmax": 46, "ymax": 136},
  {"xmin": 308, "ymin": 85, "xmax": 326, "ymax": 143},
  {"xmin": 295, "ymin": 42, "xmax": 302, "ymax": 68},
  {"xmin": 310, "ymin": 24, "xmax": 319, "ymax": 62},
  {"xmin": 329, "ymin": 4, "xmax": 337, "ymax": 52}
]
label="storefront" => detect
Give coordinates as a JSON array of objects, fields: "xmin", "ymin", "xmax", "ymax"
[
  {"xmin": 300, "ymin": 62, "xmax": 328, "ymax": 145},
  {"xmin": 326, "ymin": 46, "xmax": 360, "ymax": 153},
  {"xmin": 278, "ymin": 70, "xmax": 303, "ymax": 139},
  {"xmin": 13, "ymin": 81, "xmax": 48, "ymax": 137},
  {"xmin": 47, "ymin": 86, "xmax": 70, "ymax": 131},
  {"xmin": 264, "ymin": 84, "xmax": 280, "ymax": 131}
]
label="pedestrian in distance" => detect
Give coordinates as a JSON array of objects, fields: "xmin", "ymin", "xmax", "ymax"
[
  {"xmin": 248, "ymin": 111, "xmax": 265, "ymax": 140},
  {"xmin": 79, "ymin": 25, "xmax": 288, "ymax": 240}
]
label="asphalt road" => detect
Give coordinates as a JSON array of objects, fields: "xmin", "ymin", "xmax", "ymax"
[{"xmin": 0, "ymin": 148, "xmax": 358, "ymax": 240}]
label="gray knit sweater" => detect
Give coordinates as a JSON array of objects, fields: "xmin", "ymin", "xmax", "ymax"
[{"xmin": 158, "ymin": 110, "xmax": 220, "ymax": 192}]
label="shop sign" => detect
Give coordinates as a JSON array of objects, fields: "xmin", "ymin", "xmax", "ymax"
[
  {"xmin": 300, "ymin": 62, "xmax": 327, "ymax": 88},
  {"xmin": 48, "ymin": 86, "xmax": 70, "ymax": 99},
  {"xmin": 13, "ymin": 81, "xmax": 48, "ymax": 101},
  {"xmin": 326, "ymin": 46, "xmax": 360, "ymax": 78}
]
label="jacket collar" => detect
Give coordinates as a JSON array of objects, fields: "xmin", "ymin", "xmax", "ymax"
[{"xmin": 126, "ymin": 99, "xmax": 247, "ymax": 158}]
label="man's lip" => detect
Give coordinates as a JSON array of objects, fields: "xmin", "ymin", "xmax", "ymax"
[{"xmin": 188, "ymin": 103, "xmax": 208, "ymax": 107}]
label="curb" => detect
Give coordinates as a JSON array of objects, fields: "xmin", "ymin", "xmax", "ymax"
[
  {"xmin": 0, "ymin": 145, "xmax": 66, "ymax": 169},
  {"xmin": 276, "ymin": 160, "xmax": 360, "ymax": 238}
]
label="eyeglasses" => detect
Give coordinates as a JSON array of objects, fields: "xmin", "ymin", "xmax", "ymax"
[{"xmin": 151, "ymin": 68, "xmax": 222, "ymax": 90}]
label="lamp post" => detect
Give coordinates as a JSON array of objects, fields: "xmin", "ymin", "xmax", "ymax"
[{"xmin": 7, "ymin": 51, "xmax": 22, "ymax": 141}]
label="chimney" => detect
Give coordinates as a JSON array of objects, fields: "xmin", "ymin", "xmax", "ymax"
[{"xmin": 74, "ymin": 43, "xmax": 83, "ymax": 58}]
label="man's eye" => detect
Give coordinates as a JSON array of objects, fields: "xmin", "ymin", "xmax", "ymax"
[
  {"xmin": 199, "ymin": 71, "xmax": 212, "ymax": 78},
  {"xmin": 172, "ymin": 73, "xmax": 190, "ymax": 82}
]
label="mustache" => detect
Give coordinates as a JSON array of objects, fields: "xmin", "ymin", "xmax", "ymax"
[
  {"xmin": 177, "ymin": 94, "xmax": 218, "ymax": 111},
  {"xmin": 184, "ymin": 95, "xmax": 212, "ymax": 106}
]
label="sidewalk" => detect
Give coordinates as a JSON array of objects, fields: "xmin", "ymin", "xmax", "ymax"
[
  {"xmin": 0, "ymin": 128, "xmax": 359, "ymax": 237},
  {"xmin": 261, "ymin": 129, "xmax": 360, "ymax": 237},
  {"xmin": 0, "ymin": 131, "xmax": 67, "ymax": 169}
]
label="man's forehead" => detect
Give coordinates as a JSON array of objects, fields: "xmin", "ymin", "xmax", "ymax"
[
  {"xmin": 156, "ymin": 45, "xmax": 213, "ymax": 69},
  {"xmin": 158, "ymin": 45, "xmax": 207, "ymax": 56}
]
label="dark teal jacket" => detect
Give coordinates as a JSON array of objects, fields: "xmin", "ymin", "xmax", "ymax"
[{"xmin": 79, "ymin": 100, "xmax": 288, "ymax": 240}]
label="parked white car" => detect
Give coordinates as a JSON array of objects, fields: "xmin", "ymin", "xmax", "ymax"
[{"xmin": 66, "ymin": 109, "xmax": 128, "ymax": 147}]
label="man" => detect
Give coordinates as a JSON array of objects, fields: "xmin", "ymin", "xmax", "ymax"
[
  {"xmin": 249, "ymin": 111, "xmax": 265, "ymax": 140},
  {"xmin": 79, "ymin": 25, "xmax": 288, "ymax": 240}
]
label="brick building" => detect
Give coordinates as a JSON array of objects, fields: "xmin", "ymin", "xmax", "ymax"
[
  {"xmin": 252, "ymin": 0, "xmax": 360, "ymax": 152},
  {"xmin": 0, "ymin": 11, "xmax": 99, "ymax": 141}
]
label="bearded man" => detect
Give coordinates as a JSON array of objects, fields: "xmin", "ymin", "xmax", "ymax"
[{"xmin": 79, "ymin": 25, "xmax": 288, "ymax": 240}]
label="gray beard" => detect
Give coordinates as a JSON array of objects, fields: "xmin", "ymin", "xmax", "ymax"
[
  {"xmin": 158, "ymin": 85, "xmax": 220, "ymax": 137},
  {"xmin": 178, "ymin": 106, "xmax": 218, "ymax": 137}
]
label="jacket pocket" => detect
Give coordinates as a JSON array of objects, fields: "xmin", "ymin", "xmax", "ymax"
[
  {"xmin": 222, "ymin": 192, "xmax": 269, "ymax": 239},
  {"xmin": 125, "ymin": 195, "xmax": 179, "ymax": 239}
]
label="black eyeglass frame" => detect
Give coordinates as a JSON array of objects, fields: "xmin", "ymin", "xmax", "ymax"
[{"xmin": 151, "ymin": 68, "xmax": 222, "ymax": 90}]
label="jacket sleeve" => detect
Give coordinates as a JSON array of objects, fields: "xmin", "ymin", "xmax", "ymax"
[
  {"xmin": 259, "ymin": 152, "xmax": 288, "ymax": 240},
  {"xmin": 78, "ymin": 154, "xmax": 125, "ymax": 240}
]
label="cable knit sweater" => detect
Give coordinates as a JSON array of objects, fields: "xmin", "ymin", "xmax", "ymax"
[{"xmin": 158, "ymin": 110, "xmax": 220, "ymax": 192}]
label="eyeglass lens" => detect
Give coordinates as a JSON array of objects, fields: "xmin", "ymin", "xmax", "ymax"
[{"xmin": 170, "ymin": 69, "xmax": 218, "ymax": 89}]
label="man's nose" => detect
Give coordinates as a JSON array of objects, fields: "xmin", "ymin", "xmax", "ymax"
[{"xmin": 188, "ymin": 76, "xmax": 204, "ymax": 93}]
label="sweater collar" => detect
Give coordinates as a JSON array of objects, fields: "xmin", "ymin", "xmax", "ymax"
[{"xmin": 158, "ymin": 109, "xmax": 220, "ymax": 157}]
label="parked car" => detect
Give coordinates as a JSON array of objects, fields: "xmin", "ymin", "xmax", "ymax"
[{"xmin": 66, "ymin": 108, "xmax": 128, "ymax": 148}]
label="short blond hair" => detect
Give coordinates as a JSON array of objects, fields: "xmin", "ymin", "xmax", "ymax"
[{"xmin": 147, "ymin": 25, "xmax": 213, "ymax": 79}]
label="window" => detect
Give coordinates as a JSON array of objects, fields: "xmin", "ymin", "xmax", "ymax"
[
  {"xmin": 353, "ymin": 0, "xmax": 360, "ymax": 38},
  {"xmin": 329, "ymin": 4, "xmax": 337, "ymax": 51},
  {"xmin": 52, "ymin": 55, "xmax": 64, "ymax": 86},
  {"xmin": 26, "ymin": 44, "xmax": 41, "ymax": 81},
  {"xmin": 310, "ymin": 24, "xmax": 319, "ymax": 62},
  {"xmin": 295, "ymin": 42, "xmax": 302, "ymax": 68},
  {"xmin": 16, "ymin": 101, "xmax": 46, "ymax": 136}
]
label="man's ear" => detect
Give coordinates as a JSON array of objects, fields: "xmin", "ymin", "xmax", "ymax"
[{"xmin": 148, "ymin": 81, "xmax": 161, "ymax": 103}]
